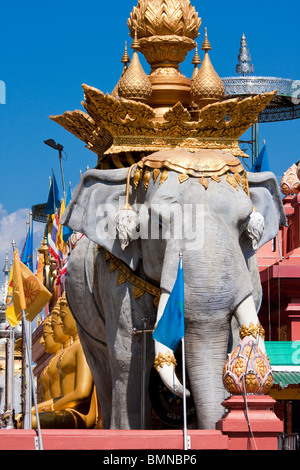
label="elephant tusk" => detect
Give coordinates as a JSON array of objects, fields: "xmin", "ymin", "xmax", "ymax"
[{"xmin": 154, "ymin": 292, "xmax": 190, "ymax": 399}]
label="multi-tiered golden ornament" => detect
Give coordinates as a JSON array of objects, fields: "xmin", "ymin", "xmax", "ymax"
[{"xmin": 50, "ymin": 0, "xmax": 276, "ymax": 169}]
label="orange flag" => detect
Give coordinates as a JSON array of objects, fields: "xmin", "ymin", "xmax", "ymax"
[
  {"xmin": 13, "ymin": 248, "xmax": 52, "ymax": 322},
  {"xmin": 5, "ymin": 266, "xmax": 19, "ymax": 327},
  {"xmin": 36, "ymin": 251, "xmax": 44, "ymax": 284},
  {"xmin": 13, "ymin": 248, "xmax": 26, "ymax": 315}
]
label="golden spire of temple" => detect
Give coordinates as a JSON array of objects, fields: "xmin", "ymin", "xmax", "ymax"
[
  {"xmin": 201, "ymin": 27, "xmax": 212, "ymax": 51},
  {"xmin": 118, "ymin": 29, "xmax": 152, "ymax": 103},
  {"xmin": 127, "ymin": 0, "xmax": 201, "ymax": 118},
  {"xmin": 121, "ymin": 41, "xmax": 130, "ymax": 65},
  {"xmin": 112, "ymin": 42, "xmax": 131, "ymax": 98},
  {"xmin": 191, "ymin": 43, "xmax": 201, "ymax": 81},
  {"xmin": 191, "ymin": 28, "xmax": 225, "ymax": 109}
]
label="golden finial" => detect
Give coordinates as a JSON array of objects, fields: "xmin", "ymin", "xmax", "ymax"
[
  {"xmin": 192, "ymin": 44, "xmax": 201, "ymax": 65},
  {"xmin": 121, "ymin": 41, "xmax": 131, "ymax": 64},
  {"xmin": 118, "ymin": 29, "xmax": 152, "ymax": 103},
  {"xmin": 38, "ymin": 235, "xmax": 48, "ymax": 255},
  {"xmin": 112, "ymin": 42, "xmax": 131, "ymax": 98},
  {"xmin": 190, "ymin": 28, "xmax": 225, "ymax": 109},
  {"xmin": 191, "ymin": 43, "xmax": 201, "ymax": 81},
  {"xmin": 127, "ymin": 0, "xmax": 201, "ymax": 114},
  {"xmin": 202, "ymin": 27, "xmax": 212, "ymax": 51},
  {"xmin": 131, "ymin": 27, "xmax": 140, "ymax": 50},
  {"xmin": 128, "ymin": 0, "xmax": 201, "ymax": 40}
]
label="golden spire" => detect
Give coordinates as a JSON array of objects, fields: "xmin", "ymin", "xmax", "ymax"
[
  {"xmin": 201, "ymin": 27, "xmax": 212, "ymax": 51},
  {"xmin": 191, "ymin": 43, "xmax": 201, "ymax": 81},
  {"xmin": 121, "ymin": 41, "xmax": 130, "ymax": 65},
  {"xmin": 191, "ymin": 28, "xmax": 225, "ymax": 109},
  {"xmin": 118, "ymin": 29, "xmax": 152, "ymax": 103},
  {"xmin": 127, "ymin": 0, "xmax": 201, "ymax": 118},
  {"xmin": 112, "ymin": 42, "xmax": 131, "ymax": 98}
]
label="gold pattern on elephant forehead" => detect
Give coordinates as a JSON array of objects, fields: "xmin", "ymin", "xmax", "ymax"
[{"xmin": 154, "ymin": 351, "xmax": 177, "ymax": 372}]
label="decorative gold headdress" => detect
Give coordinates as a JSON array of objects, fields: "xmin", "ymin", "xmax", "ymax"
[{"xmin": 42, "ymin": 315, "xmax": 53, "ymax": 335}]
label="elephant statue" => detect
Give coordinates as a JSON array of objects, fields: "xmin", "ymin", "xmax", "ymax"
[{"xmin": 61, "ymin": 149, "xmax": 286, "ymax": 430}]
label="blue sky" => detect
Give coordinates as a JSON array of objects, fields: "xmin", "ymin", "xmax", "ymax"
[{"xmin": 0, "ymin": 0, "xmax": 300, "ymax": 271}]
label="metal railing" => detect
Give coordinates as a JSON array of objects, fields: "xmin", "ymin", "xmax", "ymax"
[{"xmin": 278, "ymin": 433, "xmax": 300, "ymax": 450}]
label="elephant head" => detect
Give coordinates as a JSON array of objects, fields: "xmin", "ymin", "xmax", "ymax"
[{"xmin": 61, "ymin": 149, "xmax": 286, "ymax": 429}]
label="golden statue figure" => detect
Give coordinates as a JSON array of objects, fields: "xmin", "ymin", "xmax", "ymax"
[
  {"xmin": 32, "ymin": 294, "xmax": 100, "ymax": 429},
  {"xmin": 38, "ymin": 315, "xmax": 61, "ymax": 404},
  {"xmin": 32, "ymin": 301, "xmax": 71, "ymax": 416}
]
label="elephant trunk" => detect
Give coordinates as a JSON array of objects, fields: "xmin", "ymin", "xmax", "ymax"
[
  {"xmin": 154, "ymin": 292, "xmax": 190, "ymax": 399},
  {"xmin": 184, "ymin": 324, "xmax": 229, "ymax": 429}
]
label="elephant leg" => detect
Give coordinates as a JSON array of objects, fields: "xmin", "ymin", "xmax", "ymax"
[
  {"xmin": 233, "ymin": 295, "xmax": 266, "ymax": 354},
  {"xmin": 94, "ymin": 249, "xmax": 156, "ymax": 429},
  {"xmin": 66, "ymin": 237, "xmax": 112, "ymax": 428}
]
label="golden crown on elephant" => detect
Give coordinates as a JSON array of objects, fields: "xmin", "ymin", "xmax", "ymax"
[{"xmin": 49, "ymin": 0, "xmax": 277, "ymax": 169}]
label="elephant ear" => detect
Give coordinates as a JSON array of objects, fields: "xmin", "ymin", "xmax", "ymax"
[
  {"xmin": 243, "ymin": 171, "xmax": 287, "ymax": 256},
  {"xmin": 61, "ymin": 168, "xmax": 141, "ymax": 270}
]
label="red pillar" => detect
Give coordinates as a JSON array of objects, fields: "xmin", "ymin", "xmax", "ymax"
[
  {"xmin": 216, "ymin": 395, "xmax": 283, "ymax": 450},
  {"xmin": 285, "ymin": 300, "xmax": 300, "ymax": 340}
]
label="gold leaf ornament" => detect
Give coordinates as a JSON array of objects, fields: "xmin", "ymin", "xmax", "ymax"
[
  {"xmin": 153, "ymin": 168, "xmax": 160, "ymax": 183},
  {"xmin": 133, "ymin": 285, "xmax": 145, "ymax": 299},
  {"xmin": 159, "ymin": 169, "xmax": 168, "ymax": 185},
  {"xmin": 239, "ymin": 322, "xmax": 265, "ymax": 340},
  {"xmin": 133, "ymin": 167, "xmax": 143, "ymax": 189},
  {"xmin": 226, "ymin": 173, "xmax": 238, "ymax": 190},
  {"xmin": 144, "ymin": 169, "xmax": 151, "ymax": 190},
  {"xmin": 154, "ymin": 351, "xmax": 177, "ymax": 372},
  {"xmin": 178, "ymin": 174, "xmax": 189, "ymax": 184}
]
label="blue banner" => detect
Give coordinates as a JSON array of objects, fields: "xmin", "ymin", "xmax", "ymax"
[{"xmin": 153, "ymin": 257, "xmax": 185, "ymax": 351}]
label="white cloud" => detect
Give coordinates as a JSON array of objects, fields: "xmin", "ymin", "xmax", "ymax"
[{"xmin": 0, "ymin": 203, "xmax": 45, "ymax": 278}]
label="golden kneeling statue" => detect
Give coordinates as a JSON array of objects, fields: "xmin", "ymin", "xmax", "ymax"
[
  {"xmin": 32, "ymin": 293, "xmax": 100, "ymax": 429},
  {"xmin": 38, "ymin": 314, "xmax": 62, "ymax": 407}
]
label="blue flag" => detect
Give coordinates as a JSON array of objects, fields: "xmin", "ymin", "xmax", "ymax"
[
  {"xmin": 153, "ymin": 257, "xmax": 184, "ymax": 351},
  {"xmin": 21, "ymin": 221, "xmax": 33, "ymax": 271},
  {"xmin": 62, "ymin": 184, "xmax": 73, "ymax": 243},
  {"xmin": 45, "ymin": 173, "xmax": 61, "ymax": 215},
  {"xmin": 251, "ymin": 143, "xmax": 270, "ymax": 172}
]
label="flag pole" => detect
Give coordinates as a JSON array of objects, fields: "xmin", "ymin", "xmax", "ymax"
[
  {"xmin": 11, "ymin": 242, "xmax": 43, "ymax": 450},
  {"xmin": 179, "ymin": 251, "xmax": 189, "ymax": 451},
  {"xmin": 181, "ymin": 336, "xmax": 188, "ymax": 450},
  {"xmin": 21, "ymin": 310, "xmax": 43, "ymax": 450}
]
